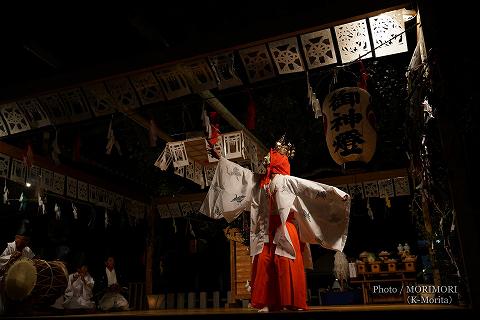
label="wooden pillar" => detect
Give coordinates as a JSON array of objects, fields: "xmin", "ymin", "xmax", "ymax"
[{"xmin": 145, "ymin": 205, "xmax": 156, "ymax": 295}]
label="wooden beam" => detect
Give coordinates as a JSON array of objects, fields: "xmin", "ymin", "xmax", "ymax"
[{"xmin": 0, "ymin": 141, "xmax": 148, "ymax": 202}]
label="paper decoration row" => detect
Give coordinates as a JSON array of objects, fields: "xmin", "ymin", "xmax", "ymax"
[
  {"xmin": 335, "ymin": 176, "xmax": 411, "ymax": 199},
  {"xmin": 157, "ymin": 201, "xmax": 203, "ymax": 218},
  {"xmin": 0, "ymin": 153, "xmax": 146, "ymax": 218},
  {"xmin": 0, "ymin": 10, "xmax": 408, "ymax": 137}
]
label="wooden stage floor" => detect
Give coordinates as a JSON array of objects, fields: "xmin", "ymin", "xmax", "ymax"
[{"xmin": 1, "ymin": 304, "xmax": 474, "ymax": 320}]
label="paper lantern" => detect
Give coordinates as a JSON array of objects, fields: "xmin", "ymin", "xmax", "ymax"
[{"xmin": 322, "ymin": 87, "xmax": 376, "ymax": 165}]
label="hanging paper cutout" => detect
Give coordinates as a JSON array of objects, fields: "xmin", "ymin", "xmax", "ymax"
[
  {"xmin": 41, "ymin": 168, "xmax": 54, "ymax": 191},
  {"xmin": 16, "ymin": 98, "xmax": 51, "ymax": 128},
  {"xmin": 83, "ymin": 83, "xmax": 116, "ymax": 116},
  {"xmin": 0, "ymin": 113, "xmax": 8, "ymax": 137},
  {"xmin": 182, "ymin": 59, "xmax": 217, "ymax": 92},
  {"xmin": 0, "ymin": 153, "xmax": 11, "ymax": 178},
  {"xmin": 52, "ymin": 173, "xmax": 65, "ymax": 195},
  {"xmin": 204, "ymin": 165, "xmax": 217, "ymax": 187},
  {"xmin": 154, "ymin": 146, "xmax": 172, "ymax": 171},
  {"xmin": 336, "ymin": 184, "xmax": 349, "ymax": 194},
  {"xmin": 60, "ymin": 88, "xmax": 92, "ymax": 122},
  {"xmin": 0, "ymin": 103, "xmax": 31, "ymax": 134},
  {"xmin": 366, "ymin": 197, "xmax": 374, "ymax": 220},
  {"xmin": 168, "ymin": 142, "xmax": 189, "ymax": 168},
  {"xmin": 378, "ymin": 179, "xmax": 395, "ymax": 198},
  {"xmin": 77, "ymin": 181, "xmax": 89, "ymax": 201},
  {"xmin": 223, "ymin": 131, "xmax": 244, "ymax": 159},
  {"xmin": 363, "ymin": 180, "xmax": 379, "ymax": 198},
  {"xmin": 179, "ymin": 202, "xmax": 193, "ymax": 216},
  {"xmin": 209, "ymin": 52, "xmax": 243, "ymax": 90},
  {"xmin": 393, "ymin": 176, "xmax": 411, "ymax": 196},
  {"xmin": 268, "ymin": 37, "xmax": 305, "ymax": 74},
  {"xmin": 334, "ymin": 20, "xmax": 372, "ymax": 63},
  {"xmin": 153, "ymin": 67, "xmax": 191, "ymax": 100},
  {"xmin": 369, "ymin": 9, "xmax": 408, "ymax": 58},
  {"xmin": 174, "ymin": 166, "xmax": 185, "ymax": 177},
  {"xmin": 300, "ymin": 29, "xmax": 338, "ymax": 69},
  {"xmin": 348, "ymin": 182, "xmax": 364, "ymax": 199},
  {"xmin": 10, "ymin": 159, "xmax": 26, "ymax": 184},
  {"xmin": 66, "ymin": 177, "xmax": 78, "ymax": 198},
  {"xmin": 106, "ymin": 78, "xmax": 140, "ymax": 110},
  {"xmin": 130, "ymin": 72, "xmax": 165, "ymax": 105},
  {"xmin": 239, "ymin": 45, "xmax": 275, "ymax": 82},
  {"xmin": 38, "ymin": 94, "xmax": 70, "ymax": 125}
]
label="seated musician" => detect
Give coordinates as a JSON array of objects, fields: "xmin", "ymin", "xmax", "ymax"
[
  {"xmin": 0, "ymin": 219, "xmax": 35, "ymax": 274},
  {"xmin": 0, "ymin": 219, "xmax": 35, "ymax": 315},
  {"xmin": 96, "ymin": 256, "xmax": 129, "ymax": 311},
  {"xmin": 63, "ymin": 263, "xmax": 95, "ymax": 310}
]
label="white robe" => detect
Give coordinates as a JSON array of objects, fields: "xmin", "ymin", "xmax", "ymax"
[
  {"xmin": 63, "ymin": 273, "xmax": 95, "ymax": 309},
  {"xmin": 200, "ymin": 157, "xmax": 351, "ymax": 264}
]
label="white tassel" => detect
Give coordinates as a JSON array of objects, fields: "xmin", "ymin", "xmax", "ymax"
[
  {"xmin": 172, "ymin": 217, "xmax": 177, "ymax": 233},
  {"xmin": 38, "ymin": 195, "xmax": 46, "ymax": 215},
  {"xmin": 104, "ymin": 208, "xmax": 109, "ymax": 229},
  {"xmin": 367, "ymin": 197, "xmax": 374, "ymax": 220},
  {"xmin": 3, "ymin": 180, "xmax": 9, "ymax": 205},
  {"xmin": 334, "ymin": 251, "xmax": 350, "ymax": 287},
  {"xmin": 72, "ymin": 203, "xmax": 78, "ymax": 220},
  {"xmin": 54, "ymin": 203, "xmax": 61, "ymax": 220}
]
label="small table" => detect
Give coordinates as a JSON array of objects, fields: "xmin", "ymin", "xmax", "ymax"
[{"xmin": 350, "ymin": 271, "xmax": 416, "ymax": 304}]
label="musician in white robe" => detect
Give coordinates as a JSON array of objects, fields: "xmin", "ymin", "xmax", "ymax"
[
  {"xmin": 63, "ymin": 264, "xmax": 95, "ymax": 310},
  {"xmin": 0, "ymin": 220, "xmax": 35, "ymax": 314}
]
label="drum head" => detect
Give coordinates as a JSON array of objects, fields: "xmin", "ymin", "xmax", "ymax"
[{"xmin": 5, "ymin": 259, "xmax": 37, "ymax": 301}]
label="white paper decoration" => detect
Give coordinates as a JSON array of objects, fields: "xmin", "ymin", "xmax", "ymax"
[
  {"xmin": 168, "ymin": 142, "xmax": 189, "ymax": 168},
  {"xmin": 9, "ymin": 159, "xmax": 26, "ymax": 184},
  {"xmin": 182, "ymin": 59, "xmax": 217, "ymax": 92},
  {"xmin": 334, "ymin": 20, "xmax": 372, "ymax": 63},
  {"xmin": 185, "ymin": 161, "xmax": 195, "ymax": 182},
  {"xmin": 300, "ymin": 29, "xmax": 338, "ymax": 69},
  {"xmin": 153, "ymin": 67, "xmax": 191, "ymax": 100},
  {"xmin": 129, "ymin": 72, "xmax": 165, "ymax": 105},
  {"xmin": 106, "ymin": 78, "xmax": 140, "ymax": 110},
  {"xmin": 0, "ymin": 103, "xmax": 31, "ymax": 134},
  {"xmin": 16, "ymin": 99, "xmax": 51, "ymax": 128},
  {"xmin": 60, "ymin": 88, "xmax": 92, "ymax": 122},
  {"xmin": 393, "ymin": 176, "xmax": 411, "ymax": 196},
  {"xmin": 154, "ymin": 147, "xmax": 172, "ymax": 171},
  {"xmin": 174, "ymin": 166, "xmax": 185, "ymax": 177},
  {"xmin": 349, "ymin": 182, "xmax": 364, "ymax": 199},
  {"xmin": 83, "ymin": 83, "xmax": 117, "ymax": 116},
  {"xmin": 41, "ymin": 168, "xmax": 54, "ymax": 191},
  {"xmin": 239, "ymin": 45, "xmax": 275, "ymax": 82},
  {"xmin": 363, "ymin": 180, "xmax": 379, "ymax": 198},
  {"xmin": 268, "ymin": 37, "xmax": 305, "ymax": 74},
  {"xmin": 113, "ymin": 193, "xmax": 124, "ymax": 211},
  {"xmin": 27, "ymin": 166, "xmax": 42, "ymax": 186},
  {"xmin": 77, "ymin": 181, "xmax": 89, "ymax": 201},
  {"xmin": 66, "ymin": 177, "xmax": 78, "ymax": 198},
  {"xmin": 209, "ymin": 52, "xmax": 243, "ymax": 90},
  {"xmin": 223, "ymin": 131, "xmax": 244, "ymax": 159},
  {"xmin": 378, "ymin": 179, "xmax": 395, "ymax": 198},
  {"xmin": 0, "ymin": 153, "xmax": 11, "ymax": 178},
  {"xmin": 38, "ymin": 94, "xmax": 70, "ymax": 125},
  {"xmin": 52, "ymin": 173, "xmax": 65, "ymax": 195},
  {"xmin": 194, "ymin": 161, "xmax": 205, "ymax": 189},
  {"xmin": 369, "ymin": 9, "xmax": 408, "ymax": 58},
  {"xmin": 89, "ymin": 185, "xmax": 98, "ymax": 204},
  {"xmin": 0, "ymin": 114, "xmax": 8, "ymax": 137}
]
